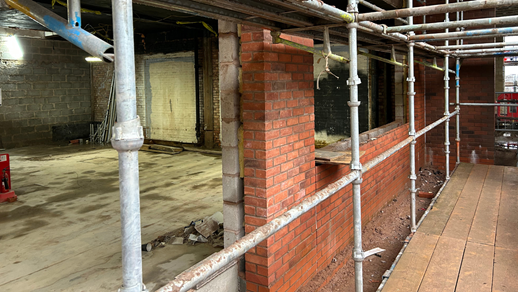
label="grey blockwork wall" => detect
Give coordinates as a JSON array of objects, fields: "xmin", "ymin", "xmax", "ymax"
[{"xmin": 0, "ymin": 37, "xmax": 91, "ymax": 148}]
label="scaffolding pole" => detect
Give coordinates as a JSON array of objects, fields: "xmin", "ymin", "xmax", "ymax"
[
  {"xmin": 454, "ymin": 47, "xmax": 518, "ymax": 54},
  {"xmin": 357, "ymin": 0, "xmax": 518, "ymax": 22},
  {"xmin": 111, "ymin": 0, "xmax": 146, "ymax": 291},
  {"xmin": 444, "ymin": 0, "xmax": 451, "ymax": 179},
  {"xmin": 358, "ymin": 0, "xmax": 408, "ymax": 24},
  {"xmin": 407, "ymin": 0, "xmax": 417, "ymax": 234},
  {"xmin": 437, "ymin": 41, "xmax": 518, "ymax": 50},
  {"xmin": 410, "ymin": 26, "xmax": 518, "ymax": 42},
  {"xmin": 67, "ymin": 0, "xmax": 81, "ymax": 27},
  {"xmin": 386, "ymin": 15, "xmax": 518, "ymax": 33}
]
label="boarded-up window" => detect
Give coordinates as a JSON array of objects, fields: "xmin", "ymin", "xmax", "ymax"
[{"xmin": 144, "ymin": 52, "xmax": 197, "ymax": 143}]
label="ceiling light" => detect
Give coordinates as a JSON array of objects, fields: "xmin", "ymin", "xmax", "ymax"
[{"xmin": 85, "ymin": 57, "xmax": 103, "ymax": 62}]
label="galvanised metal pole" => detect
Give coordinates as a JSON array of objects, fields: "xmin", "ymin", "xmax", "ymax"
[
  {"xmin": 358, "ymin": 0, "xmax": 408, "ymax": 24},
  {"xmin": 347, "ymin": 1, "xmax": 364, "ymax": 291},
  {"xmin": 67, "ymin": 0, "xmax": 81, "ymax": 27},
  {"xmin": 455, "ymin": 57, "xmax": 461, "ymax": 165},
  {"xmin": 386, "ymin": 15, "xmax": 518, "ymax": 33},
  {"xmin": 444, "ymin": 0, "xmax": 451, "ymax": 179},
  {"xmin": 357, "ymin": 0, "xmax": 518, "ymax": 22},
  {"xmin": 5, "ymin": 0, "xmax": 113, "ymax": 61},
  {"xmin": 437, "ymin": 41, "xmax": 518, "ymax": 50},
  {"xmin": 111, "ymin": 0, "xmax": 145, "ymax": 291},
  {"xmin": 454, "ymin": 47, "xmax": 518, "ymax": 54},
  {"xmin": 407, "ymin": 0, "xmax": 417, "ymax": 233},
  {"xmin": 410, "ymin": 26, "xmax": 518, "ymax": 42}
]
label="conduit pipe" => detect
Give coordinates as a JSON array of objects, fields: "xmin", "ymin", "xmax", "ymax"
[
  {"xmin": 111, "ymin": 0, "xmax": 146, "ymax": 291},
  {"xmin": 5, "ymin": 0, "xmax": 113, "ymax": 62},
  {"xmin": 407, "ymin": 0, "xmax": 417, "ymax": 233},
  {"xmin": 444, "ymin": 1, "xmax": 451, "ymax": 180},
  {"xmin": 67, "ymin": 0, "xmax": 81, "ymax": 27},
  {"xmin": 386, "ymin": 15, "xmax": 518, "ymax": 33},
  {"xmin": 357, "ymin": 0, "xmax": 518, "ymax": 22}
]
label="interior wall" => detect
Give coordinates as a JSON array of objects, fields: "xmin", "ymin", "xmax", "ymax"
[{"xmin": 0, "ymin": 36, "xmax": 91, "ymax": 148}]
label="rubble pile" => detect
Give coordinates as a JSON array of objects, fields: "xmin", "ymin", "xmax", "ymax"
[{"xmin": 143, "ymin": 212, "xmax": 224, "ymax": 252}]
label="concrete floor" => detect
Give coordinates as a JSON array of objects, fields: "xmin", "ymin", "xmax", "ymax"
[{"xmin": 0, "ymin": 145, "xmax": 223, "ymax": 291}]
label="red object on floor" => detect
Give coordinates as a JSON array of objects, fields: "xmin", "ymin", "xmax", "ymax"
[{"xmin": 0, "ymin": 153, "xmax": 17, "ymax": 203}]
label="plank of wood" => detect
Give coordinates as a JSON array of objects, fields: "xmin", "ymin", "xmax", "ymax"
[
  {"xmin": 495, "ymin": 166, "xmax": 518, "ymax": 249},
  {"xmin": 456, "ymin": 241, "xmax": 494, "ymax": 292},
  {"xmin": 419, "ymin": 163, "xmax": 473, "ymax": 236},
  {"xmin": 314, "ymin": 150, "xmax": 365, "ymax": 165},
  {"xmin": 441, "ymin": 164, "xmax": 488, "ymax": 241},
  {"xmin": 468, "ymin": 165, "xmax": 504, "ymax": 246},
  {"xmin": 315, "ymin": 149, "xmax": 346, "ymax": 161},
  {"xmin": 382, "ymin": 233, "xmax": 440, "ymax": 292},
  {"xmin": 493, "ymin": 246, "xmax": 518, "ymax": 292},
  {"xmin": 417, "ymin": 237, "xmax": 465, "ymax": 292}
]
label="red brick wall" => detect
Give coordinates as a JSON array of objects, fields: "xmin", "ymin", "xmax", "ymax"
[
  {"xmin": 241, "ymin": 26, "xmax": 316, "ymax": 291},
  {"xmin": 242, "ymin": 25, "xmax": 426, "ymax": 292},
  {"xmin": 419, "ymin": 3, "xmax": 496, "ymax": 168}
]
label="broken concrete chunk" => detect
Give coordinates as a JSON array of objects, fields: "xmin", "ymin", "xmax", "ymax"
[
  {"xmin": 197, "ymin": 235, "xmax": 208, "ymax": 243},
  {"xmin": 188, "ymin": 234, "xmax": 198, "ymax": 242},
  {"xmin": 195, "ymin": 217, "xmax": 219, "ymax": 238},
  {"xmin": 210, "ymin": 211, "xmax": 224, "ymax": 225},
  {"xmin": 172, "ymin": 237, "xmax": 184, "ymax": 245}
]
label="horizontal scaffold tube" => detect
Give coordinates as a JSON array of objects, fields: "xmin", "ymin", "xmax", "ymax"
[
  {"xmin": 457, "ymin": 51, "xmax": 518, "ymax": 58},
  {"xmin": 387, "ymin": 15, "xmax": 518, "ymax": 33},
  {"xmin": 454, "ymin": 47, "xmax": 518, "ymax": 54},
  {"xmin": 415, "ymin": 59, "xmax": 455, "ymax": 74},
  {"xmin": 357, "ymin": 0, "xmax": 518, "ymax": 22},
  {"xmin": 437, "ymin": 41, "xmax": 518, "ymax": 50},
  {"xmin": 5, "ymin": 0, "xmax": 113, "ymax": 62},
  {"xmin": 156, "ymin": 170, "xmax": 360, "ymax": 292},
  {"xmin": 362, "ymin": 111, "xmax": 458, "ymax": 173},
  {"xmin": 271, "ymin": 32, "xmax": 349, "ymax": 63},
  {"xmin": 411, "ymin": 26, "xmax": 518, "ymax": 41},
  {"xmin": 287, "ymin": 0, "xmax": 354, "ymax": 23},
  {"xmin": 452, "ymin": 102, "xmax": 518, "ymax": 106},
  {"xmin": 359, "ymin": 0, "xmax": 408, "ymax": 24}
]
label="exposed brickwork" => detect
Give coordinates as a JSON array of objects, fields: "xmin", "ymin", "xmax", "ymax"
[
  {"xmin": 417, "ymin": 2, "xmax": 496, "ymax": 167},
  {"xmin": 0, "ymin": 37, "xmax": 91, "ymax": 148},
  {"xmin": 241, "ymin": 26, "xmax": 426, "ymax": 292},
  {"xmin": 241, "ymin": 26, "xmax": 316, "ymax": 291}
]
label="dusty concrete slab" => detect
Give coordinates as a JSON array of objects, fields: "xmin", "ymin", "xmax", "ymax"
[{"xmin": 0, "ymin": 145, "xmax": 223, "ymax": 291}]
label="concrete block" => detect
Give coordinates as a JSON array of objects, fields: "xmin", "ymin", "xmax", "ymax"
[
  {"xmin": 25, "ymin": 75, "xmax": 39, "ymax": 82},
  {"xmin": 221, "ymin": 120, "xmax": 240, "ymax": 148},
  {"xmin": 222, "ymin": 146, "xmax": 240, "ymax": 175},
  {"xmin": 52, "ymin": 75, "xmax": 66, "ymax": 82},
  {"xmin": 223, "ymin": 202, "xmax": 244, "ymax": 231},
  {"xmin": 218, "ymin": 36, "xmax": 239, "ymax": 64},
  {"xmin": 28, "ymin": 119, "xmax": 42, "ymax": 126},
  {"xmin": 224, "ymin": 228, "xmax": 245, "ymax": 248},
  {"xmin": 38, "ymin": 75, "xmax": 52, "ymax": 82},
  {"xmin": 220, "ymin": 92, "xmax": 240, "ymax": 120},
  {"xmin": 27, "ymin": 90, "xmax": 41, "ymax": 96},
  {"xmin": 9, "ymin": 75, "xmax": 24, "ymax": 82},
  {"xmin": 27, "ymin": 104, "xmax": 41, "ymax": 111},
  {"xmin": 16, "ymin": 83, "xmax": 31, "ymax": 90},
  {"xmin": 219, "ymin": 63, "xmax": 239, "ymax": 92},
  {"xmin": 195, "ymin": 261, "xmax": 239, "ymax": 292},
  {"xmin": 222, "ymin": 174, "xmax": 244, "ymax": 202},
  {"xmin": 218, "ymin": 20, "xmax": 238, "ymax": 34},
  {"xmin": 33, "ymin": 83, "xmax": 47, "ymax": 90}
]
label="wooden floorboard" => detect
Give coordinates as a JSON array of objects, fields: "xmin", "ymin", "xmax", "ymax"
[
  {"xmin": 417, "ymin": 236, "xmax": 465, "ymax": 292},
  {"xmin": 418, "ymin": 163, "xmax": 473, "ymax": 236},
  {"xmin": 468, "ymin": 165, "xmax": 504, "ymax": 246},
  {"xmin": 455, "ymin": 242, "xmax": 494, "ymax": 292},
  {"xmin": 382, "ymin": 233, "xmax": 439, "ymax": 292},
  {"xmin": 441, "ymin": 164, "xmax": 488, "ymax": 241},
  {"xmin": 493, "ymin": 246, "xmax": 518, "ymax": 292},
  {"xmin": 495, "ymin": 167, "xmax": 518, "ymax": 250}
]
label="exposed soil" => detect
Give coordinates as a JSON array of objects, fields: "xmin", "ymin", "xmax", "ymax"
[{"xmin": 299, "ymin": 166, "xmax": 445, "ymax": 292}]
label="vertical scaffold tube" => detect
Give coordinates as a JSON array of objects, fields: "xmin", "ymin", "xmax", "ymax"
[
  {"xmin": 111, "ymin": 0, "xmax": 146, "ymax": 291},
  {"xmin": 407, "ymin": 0, "xmax": 417, "ymax": 233},
  {"xmin": 455, "ymin": 57, "xmax": 460, "ymax": 164},
  {"xmin": 444, "ymin": 0, "xmax": 451, "ymax": 179},
  {"xmin": 347, "ymin": 1, "xmax": 364, "ymax": 292}
]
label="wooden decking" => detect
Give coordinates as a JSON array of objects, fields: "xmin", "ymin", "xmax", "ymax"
[{"xmin": 383, "ymin": 163, "xmax": 518, "ymax": 292}]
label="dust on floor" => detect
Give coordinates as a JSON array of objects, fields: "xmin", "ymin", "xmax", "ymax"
[
  {"xmin": 299, "ymin": 166, "xmax": 445, "ymax": 292},
  {"xmin": 0, "ymin": 145, "xmax": 223, "ymax": 291}
]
